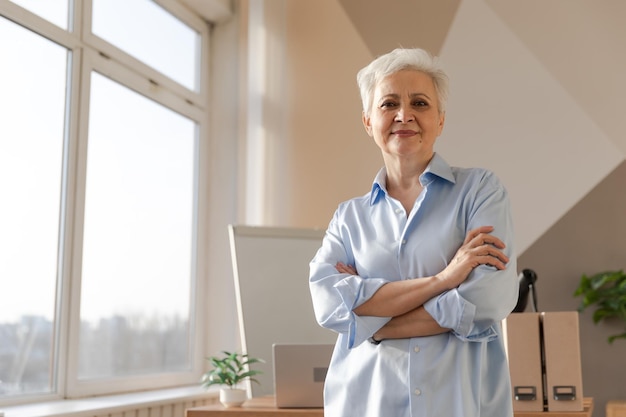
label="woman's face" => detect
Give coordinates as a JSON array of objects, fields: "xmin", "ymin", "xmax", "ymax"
[{"xmin": 363, "ymin": 70, "xmax": 445, "ymax": 161}]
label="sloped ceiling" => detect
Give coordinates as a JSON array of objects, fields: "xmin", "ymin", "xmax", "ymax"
[
  {"xmin": 485, "ymin": 0, "xmax": 626, "ymax": 156},
  {"xmin": 337, "ymin": 0, "xmax": 626, "ymax": 157},
  {"xmin": 337, "ymin": 0, "xmax": 461, "ymax": 57}
]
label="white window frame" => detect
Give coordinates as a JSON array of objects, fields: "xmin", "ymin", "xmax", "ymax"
[
  {"xmin": 0, "ymin": 0, "xmax": 211, "ymax": 404},
  {"xmin": 80, "ymin": 0, "xmax": 210, "ymax": 108}
]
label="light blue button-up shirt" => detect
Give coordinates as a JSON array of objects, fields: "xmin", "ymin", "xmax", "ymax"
[{"xmin": 309, "ymin": 153, "xmax": 518, "ymax": 417}]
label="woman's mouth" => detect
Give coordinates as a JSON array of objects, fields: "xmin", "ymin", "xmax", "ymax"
[{"xmin": 392, "ymin": 130, "xmax": 418, "ymax": 137}]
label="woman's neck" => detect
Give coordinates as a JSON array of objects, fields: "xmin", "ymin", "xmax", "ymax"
[{"xmin": 383, "ymin": 152, "xmax": 433, "ymax": 191}]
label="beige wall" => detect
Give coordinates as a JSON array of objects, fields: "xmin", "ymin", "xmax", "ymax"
[
  {"xmin": 283, "ymin": 1, "xmax": 379, "ymax": 227},
  {"xmin": 213, "ymin": 1, "xmax": 626, "ymax": 415}
]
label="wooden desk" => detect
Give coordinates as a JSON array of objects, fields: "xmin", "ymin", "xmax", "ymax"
[
  {"xmin": 186, "ymin": 396, "xmax": 594, "ymax": 417},
  {"xmin": 186, "ymin": 396, "xmax": 321, "ymax": 417},
  {"xmin": 515, "ymin": 398, "xmax": 594, "ymax": 417},
  {"xmin": 607, "ymin": 400, "xmax": 626, "ymax": 417}
]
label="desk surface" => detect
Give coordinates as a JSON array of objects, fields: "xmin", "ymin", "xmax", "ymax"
[
  {"xmin": 186, "ymin": 396, "xmax": 321, "ymax": 417},
  {"xmin": 515, "ymin": 397, "xmax": 594, "ymax": 417},
  {"xmin": 186, "ymin": 396, "xmax": 594, "ymax": 417}
]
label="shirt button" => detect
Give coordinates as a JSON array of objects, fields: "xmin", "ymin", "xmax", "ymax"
[
  {"xmin": 395, "ymin": 208, "xmax": 403, "ymax": 214},
  {"xmin": 414, "ymin": 346, "xmax": 420, "ymax": 353},
  {"xmin": 414, "ymin": 388, "xmax": 422, "ymax": 396}
]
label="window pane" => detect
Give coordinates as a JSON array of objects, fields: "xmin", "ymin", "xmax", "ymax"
[
  {"xmin": 10, "ymin": 0, "xmax": 69, "ymax": 30},
  {"xmin": 0, "ymin": 17, "xmax": 67, "ymax": 397},
  {"xmin": 92, "ymin": 0, "xmax": 199, "ymax": 91},
  {"xmin": 79, "ymin": 72, "xmax": 196, "ymax": 379}
]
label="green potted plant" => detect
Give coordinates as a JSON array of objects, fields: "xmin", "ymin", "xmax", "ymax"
[
  {"xmin": 201, "ymin": 351, "xmax": 264, "ymax": 408},
  {"xmin": 573, "ymin": 269, "xmax": 626, "ymax": 343}
]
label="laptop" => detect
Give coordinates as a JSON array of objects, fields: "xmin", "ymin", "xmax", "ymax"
[{"xmin": 272, "ymin": 343, "xmax": 334, "ymax": 408}]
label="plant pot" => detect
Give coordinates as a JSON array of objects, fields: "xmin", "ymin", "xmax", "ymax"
[{"xmin": 219, "ymin": 388, "xmax": 247, "ymax": 408}]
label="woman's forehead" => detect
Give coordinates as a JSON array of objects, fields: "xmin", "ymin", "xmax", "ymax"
[{"xmin": 375, "ymin": 70, "xmax": 436, "ymax": 96}]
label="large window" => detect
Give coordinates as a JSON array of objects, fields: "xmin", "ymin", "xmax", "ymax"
[
  {"xmin": 78, "ymin": 72, "xmax": 196, "ymax": 379},
  {"xmin": 0, "ymin": 0, "xmax": 209, "ymax": 404},
  {"xmin": 0, "ymin": 13, "xmax": 68, "ymax": 398}
]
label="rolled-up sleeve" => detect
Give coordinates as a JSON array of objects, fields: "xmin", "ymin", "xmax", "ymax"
[
  {"xmin": 424, "ymin": 265, "xmax": 516, "ymax": 341},
  {"xmin": 423, "ymin": 172, "xmax": 519, "ymax": 342},
  {"xmin": 309, "ymin": 208, "xmax": 391, "ymax": 348}
]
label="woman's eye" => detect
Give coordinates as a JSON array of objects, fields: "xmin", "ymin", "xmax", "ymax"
[
  {"xmin": 413, "ymin": 100, "xmax": 428, "ymax": 107},
  {"xmin": 380, "ymin": 101, "xmax": 397, "ymax": 108}
]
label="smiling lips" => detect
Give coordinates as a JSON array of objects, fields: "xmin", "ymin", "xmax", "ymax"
[{"xmin": 392, "ymin": 129, "xmax": 419, "ymax": 137}]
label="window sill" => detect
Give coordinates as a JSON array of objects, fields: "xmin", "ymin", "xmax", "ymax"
[{"xmin": 1, "ymin": 385, "xmax": 217, "ymax": 417}]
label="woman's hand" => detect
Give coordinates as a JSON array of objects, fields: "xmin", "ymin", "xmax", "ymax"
[
  {"xmin": 336, "ymin": 262, "xmax": 357, "ymax": 275},
  {"xmin": 436, "ymin": 225, "xmax": 509, "ymax": 290}
]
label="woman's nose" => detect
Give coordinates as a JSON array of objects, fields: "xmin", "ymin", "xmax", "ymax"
[{"xmin": 394, "ymin": 104, "xmax": 415, "ymax": 123}]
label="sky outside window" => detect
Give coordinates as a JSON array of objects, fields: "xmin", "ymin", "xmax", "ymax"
[
  {"xmin": 0, "ymin": 1, "xmax": 201, "ymax": 395},
  {"xmin": 92, "ymin": 0, "xmax": 199, "ymax": 91}
]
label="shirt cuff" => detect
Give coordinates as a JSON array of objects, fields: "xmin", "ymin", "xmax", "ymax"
[
  {"xmin": 348, "ymin": 314, "xmax": 391, "ymax": 348},
  {"xmin": 423, "ymin": 289, "xmax": 497, "ymax": 342},
  {"xmin": 334, "ymin": 275, "xmax": 390, "ymax": 348}
]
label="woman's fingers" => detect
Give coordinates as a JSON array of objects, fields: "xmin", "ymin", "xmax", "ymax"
[
  {"xmin": 465, "ymin": 226, "xmax": 506, "ymax": 252},
  {"xmin": 473, "ymin": 233, "xmax": 506, "ymax": 250},
  {"xmin": 440, "ymin": 227, "xmax": 509, "ymax": 288},
  {"xmin": 477, "ymin": 248, "xmax": 508, "ymax": 270},
  {"xmin": 336, "ymin": 262, "xmax": 357, "ymax": 275},
  {"xmin": 473, "ymin": 240, "xmax": 509, "ymax": 263},
  {"xmin": 463, "ymin": 225, "xmax": 494, "ymax": 245}
]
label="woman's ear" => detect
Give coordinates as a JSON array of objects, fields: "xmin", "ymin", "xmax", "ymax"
[
  {"xmin": 362, "ymin": 111, "xmax": 373, "ymax": 137},
  {"xmin": 437, "ymin": 111, "xmax": 446, "ymax": 136}
]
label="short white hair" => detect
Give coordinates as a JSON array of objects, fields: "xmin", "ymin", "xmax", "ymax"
[{"xmin": 356, "ymin": 48, "xmax": 449, "ymax": 116}]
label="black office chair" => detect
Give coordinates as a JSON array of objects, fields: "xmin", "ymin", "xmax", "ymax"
[{"xmin": 513, "ymin": 268, "xmax": 538, "ymax": 313}]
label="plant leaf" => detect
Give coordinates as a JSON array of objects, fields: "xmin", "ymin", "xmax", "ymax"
[
  {"xmin": 608, "ymin": 331, "xmax": 626, "ymax": 344},
  {"xmin": 574, "ymin": 270, "xmax": 626, "ymax": 344},
  {"xmin": 201, "ymin": 351, "xmax": 264, "ymax": 389}
]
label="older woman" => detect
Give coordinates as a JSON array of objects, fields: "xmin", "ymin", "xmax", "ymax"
[{"xmin": 309, "ymin": 48, "xmax": 518, "ymax": 417}]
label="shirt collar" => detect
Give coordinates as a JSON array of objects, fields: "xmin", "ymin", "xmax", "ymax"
[{"xmin": 369, "ymin": 153, "xmax": 456, "ymax": 205}]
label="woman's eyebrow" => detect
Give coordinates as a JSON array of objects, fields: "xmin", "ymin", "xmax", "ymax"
[
  {"xmin": 378, "ymin": 93, "xmax": 400, "ymax": 100},
  {"xmin": 379, "ymin": 92, "xmax": 432, "ymax": 99},
  {"xmin": 377, "ymin": 93, "xmax": 432, "ymax": 105},
  {"xmin": 410, "ymin": 92, "xmax": 432, "ymax": 99}
]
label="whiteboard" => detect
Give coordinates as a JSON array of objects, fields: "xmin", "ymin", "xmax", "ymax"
[{"xmin": 228, "ymin": 225, "xmax": 337, "ymax": 397}]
